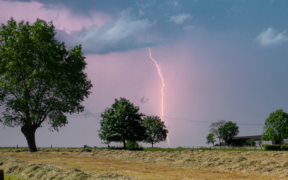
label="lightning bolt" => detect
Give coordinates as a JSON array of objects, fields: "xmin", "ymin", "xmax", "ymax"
[{"xmin": 148, "ymin": 48, "xmax": 171, "ymax": 147}]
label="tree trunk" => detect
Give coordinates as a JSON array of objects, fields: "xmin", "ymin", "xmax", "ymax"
[
  {"xmin": 152, "ymin": 142, "xmax": 154, "ymax": 148},
  {"xmin": 21, "ymin": 125, "xmax": 38, "ymax": 152}
]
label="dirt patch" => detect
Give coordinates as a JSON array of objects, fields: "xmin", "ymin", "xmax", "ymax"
[{"xmin": 1, "ymin": 149, "xmax": 288, "ymax": 179}]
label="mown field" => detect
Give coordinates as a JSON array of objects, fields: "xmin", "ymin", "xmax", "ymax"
[{"xmin": 1, "ymin": 147, "xmax": 288, "ymax": 180}]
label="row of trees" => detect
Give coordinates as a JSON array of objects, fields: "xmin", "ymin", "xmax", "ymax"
[
  {"xmin": 206, "ymin": 120, "xmax": 239, "ymax": 146},
  {"xmin": 206, "ymin": 109, "xmax": 288, "ymax": 146},
  {"xmin": 98, "ymin": 98, "xmax": 169, "ymax": 149}
]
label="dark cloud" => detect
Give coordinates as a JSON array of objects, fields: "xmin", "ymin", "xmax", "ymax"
[
  {"xmin": 55, "ymin": 14, "xmax": 165, "ymax": 54},
  {"xmin": 140, "ymin": 96, "xmax": 149, "ymax": 103},
  {"xmin": 5, "ymin": 0, "xmax": 288, "ymax": 53}
]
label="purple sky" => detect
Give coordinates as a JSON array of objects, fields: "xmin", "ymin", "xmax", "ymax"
[{"xmin": 1, "ymin": 0, "xmax": 288, "ymax": 148}]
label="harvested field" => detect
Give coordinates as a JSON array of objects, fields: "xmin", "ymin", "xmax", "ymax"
[{"xmin": 1, "ymin": 148, "xmax": 288, "ymax": 180}]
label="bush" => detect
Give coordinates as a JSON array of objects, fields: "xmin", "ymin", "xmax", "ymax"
[
  {"xmin": 281, "ymin": 145, "xmax": 288, "ymax": 151},
  {"xmin": 263, "ymin": 144, "xmax": 281, "ymax": 151},
  {"xmin": 81, "ymin": 149, "xmax": 92, "ymax": 152},
  {"xmin": 125, "ymin": 141, "xmax": 139, "ymax": 149}
]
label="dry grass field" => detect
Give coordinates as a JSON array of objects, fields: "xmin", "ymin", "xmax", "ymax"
[{"xmin": 1, "ymin": 148, "xmax": 288, "ymax": 180}]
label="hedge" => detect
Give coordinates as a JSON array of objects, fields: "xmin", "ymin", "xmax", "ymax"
[
  {"xmin": 263, "ymin": 144, "xmax": 288, "ymax": 151},
  {"xmin": 281, "ymin": 145, "xmax": 288, "ymax": 151}
]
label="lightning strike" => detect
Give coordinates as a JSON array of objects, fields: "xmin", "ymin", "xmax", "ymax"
[{"xmin": 148, "ymin": 48, "xmax": 171, "ymax": 147}]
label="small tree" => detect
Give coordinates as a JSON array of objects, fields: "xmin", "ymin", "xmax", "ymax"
[
  {"xmin": 206, "ymin": 133, "xmax": 215, "ymax": 146},
  {"xmin": 0, "ymin": 18, "xmax": 93, "ymax": 152},
  {"xmin": 142, "ymin": 116, "xmax": 168, "ymax": 147},
  {"xmin": 98, "ymin": 98, "xmax": 147, "ymax": 149},
  {"xmin": 262, "ymin": 109, "xmax": 288, "ymax": 143},
  {"xmin": 245, "ymin": 139, "xmax": 255, "ymax": 146},
  {"xmin": 209, "ymin": 120, "xmax": 226, "ymax": 146},
  {"xmin": 218, "ymin": 121, "xmax": 239, "ymax": 146}
]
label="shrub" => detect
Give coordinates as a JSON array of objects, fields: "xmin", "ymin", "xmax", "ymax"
[
  {"xmin": 281, "ymin": 145, "xmax": 288, "ymax": 151},
  {"xmin": 80, "ymin": 149, "xmax": 92, "ymax": 152},
  {"xmin": 125, "ymin": 141, "xmax": 139, "ymax": 149},
  {"xmin": 263, "ymin": 144, "xmax": 281, "ymax": 151}
]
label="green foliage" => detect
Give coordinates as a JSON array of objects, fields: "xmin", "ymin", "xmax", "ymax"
[
  {"xmin": 280, "ymin": 145, "xmax": 288, "ymax": 151},
  {"xmin": 218, "ymin": 121, "xmax": 239, "ymax": 146},
  {"xmin": 4, "ymin": 175, "xmax": 28, "ymax": 180},
  {"xmin": 125, "ymin": 141, "xmax": 139, "ymax": 149},
  {"xmin": 98, "ymin": 98, "xmax": 147, "ymax": 149},
  {"xmin": 82, "ymin": 148, "xmax": 92, "ymax": 152},
  {"xmin": 0, "ymin": 18, "xmax": 92, "ymax": 152},
  {"xmin": 209, "ymin": 120, "xmax": 226, "ymax": 144},
  {"xmin": 263, "ymin": 144, "xmax": 281, "ymax": 151},
  {"xmin": 142, "ymin": 116, "xmax": 168, "ymax": 147},
  {"xmin": 244, "ymin": 139, "xmax": 256, "ymax": 146},
  {"xmin": 206, "ymin": 133, "xmax": 215, "ymax": 145},
  {"xmin": 142, "ymin": 147, "xmax": 262, "ymax": 152},
  {"xmin": 262, "ymin": 109, "xmax": 288, "ymax": 141}
]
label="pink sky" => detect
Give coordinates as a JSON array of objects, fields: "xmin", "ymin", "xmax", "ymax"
[{"xmin": 1, "ymin": 0, "xmax": 287, "ymax": 148}]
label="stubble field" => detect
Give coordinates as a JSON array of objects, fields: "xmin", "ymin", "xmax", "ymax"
[{"xmin": 1, "ymin": 148, "xmax": 288, "ymax": 180}]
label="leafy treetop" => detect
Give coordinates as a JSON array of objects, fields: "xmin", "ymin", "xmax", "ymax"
[
  {"xmin": 262, "ymin": 109, "xmax": 288, "ymax": 141},
  {"xmin": 218, "ymin": 121, "xmax": 239, "ymax": 146},
  {"xmin": 0, "ymin": 18, "xmax": 92, "ymax": 152},
  {"xmin": 142, "ymin": 116, "xmax": 168, "ymax": 147},
  {"xmin": 98, "ymin": 97, "xmax": 147, "ymax": 149}
]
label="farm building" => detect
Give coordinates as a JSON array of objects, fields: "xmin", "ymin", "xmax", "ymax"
[{"xmin": 230, "ymin": 135, "xmax": 288, "ymax": 147}]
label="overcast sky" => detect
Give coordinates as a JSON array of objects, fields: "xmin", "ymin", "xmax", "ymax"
[{"xmin": 1, "ymin": 0, "xmax": 288, "ymax": 148}]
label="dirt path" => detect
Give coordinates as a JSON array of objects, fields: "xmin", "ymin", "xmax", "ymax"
[{"xmin": 1, "ymin": 149, "xmax": 288, "ymax": 180}]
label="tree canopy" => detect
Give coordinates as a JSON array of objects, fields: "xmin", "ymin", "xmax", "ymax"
[
  {"xmin": 142, "ymin": 116, "xmax": 168, "ymax": 147},
  {"xmin": 209, "ymin": 120, "xmax": 226, "ymax": 145},
  {"xmin": 218, "ymin": 121, "xmax": 239, "ymax": 146},
  {"xmin": 262, "ymin": 109, "xmax": 288, "ymax": 142},
  {"xmin": 0, "ymin": 18, "xmax": 93, "ymax": 152},
  {"xmin": 98, "ymin": 97, "xmax": 147, "ymax": 149},
  {"xmin": 206, "ymin": 133, "xmax": 215, "ymax": 146}
]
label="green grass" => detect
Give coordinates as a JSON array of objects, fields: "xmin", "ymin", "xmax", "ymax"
[
  {"xmin": 0, "ymin": 146, "xmax": 264, "ymax": 152},
  {"xmin": 142, "ymin": 147, "xmax": 264, "ymax": 152},
  {"xmin": 4, "ymin": 174, "xmax": 28, "ymax": 180},
  {"xmin": 209, "ymin": 148, "xmax": 263, "ymax": 151},
  {"xmin": 0, "ymin": 147, "xmax": 28, "ymax": 149}
]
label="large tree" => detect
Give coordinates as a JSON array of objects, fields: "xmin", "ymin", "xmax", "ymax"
[
  {"xmin": 262, "ymin": 109, "xmax": 288, "ymax": 143},
  {"xmin": 218, "ymin": 121, "xmax": 239, "ymax": 146},
  {"xmin": 98, "ymin": 98, "xmax": 147, "ymax": 149},
  {"xmin": 0, "ymin": 18, "xmax": 93, "ymax": 152},
  {"xmin": 209, "ymin": 120, "xmax": 226, "ymax": 146},
  {"xmin": 142, "ymin": 116, "xmax": 168, "ymax": 147}
]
